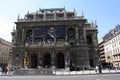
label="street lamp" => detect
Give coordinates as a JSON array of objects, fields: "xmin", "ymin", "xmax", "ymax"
[
  {"xmin": 97, "ymin": 49, "xmax": 102, "ymax": 73},
  {"xmin": 98, "ymin": 58, "xmax": 102, "ymax": 73},
  {"xmin": 95, "ymin": 48, "xmax": 102, "ymax": 73}
]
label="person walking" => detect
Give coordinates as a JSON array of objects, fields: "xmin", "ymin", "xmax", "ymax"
[
  {"xmin": 4, "ymin": 67, "xmax": 8, "ymax": 75},
  {"xmin": 0, "ymin": 66, "xmax": 2, "ymax": 75}
]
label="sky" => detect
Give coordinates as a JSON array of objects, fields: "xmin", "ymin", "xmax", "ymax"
[{"xmin": 0, "ymin": 0, "xmax": 120, "ymax": 42}]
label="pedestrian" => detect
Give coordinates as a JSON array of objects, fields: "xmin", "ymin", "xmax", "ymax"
[
  {"xmin": 0, "ymin": 66, "xmax": 2, "ymax": 75},
  {"xmin": 4, "ymin": 67, "xmax": 8, "ymax": 74},
  {"xmin": 95, "ymin": 66, "xmax": 98, "ymax": 73}
]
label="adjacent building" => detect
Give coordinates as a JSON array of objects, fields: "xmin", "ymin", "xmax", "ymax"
[
  {"xmin": 103, "ymin": 25, "xmax": 120, "ymax": 68},
  {"xmin": 0, "ymin": 38, "xmax": 12, "ymax": 67},
  {"xmin": 11, "ymin": 8, "xmax": 98, "ymax": 69},
  {"xmin": 98, "ymin": 38, "xmax": 106, "ymax": 67}
]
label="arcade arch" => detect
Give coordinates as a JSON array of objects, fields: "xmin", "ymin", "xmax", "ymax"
[
  {"xmin": 43, "ymin": 53, "xmax": 51, "ymax": 68},
  {"xmin": 56, "ymin": 52, "xmax": 65, "ymax": 68},
  {"xmin": 29, "ymin": 53, "xmax": 37, "ymax": 68}
]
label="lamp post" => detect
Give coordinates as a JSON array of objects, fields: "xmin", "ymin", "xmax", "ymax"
[
  {"xmin": 97, "ymin": 49, "xmax": 102, "ymax": 73},
  {"xmin": 98, "ymin": 58, "xmax": 102, "ymax": 73},
  {"xmin": 107, "ymin": 56, "xmax": 110, "ymax": 67}
]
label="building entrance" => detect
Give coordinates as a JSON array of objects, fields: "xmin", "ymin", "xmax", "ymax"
[
  {"xmin": 56, "ymin": 52, "xmax": 65, "ymax": 68},
  {"xmin": 30, "ymin": 53, "xmax": 37, "ymax": 68},
  {"xmin": 43, "ymin": 53, "xmax": 51, "ymax": 68}
]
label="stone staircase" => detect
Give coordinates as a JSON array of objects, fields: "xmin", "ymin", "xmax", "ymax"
[{"xmin": 12, "ymin": 69, "xmax": 53, "ymax": 75}]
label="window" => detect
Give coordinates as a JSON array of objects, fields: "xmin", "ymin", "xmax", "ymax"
[
  {"xmin": 87, "ymin": 35, "xmax": 93, "ymax": 44},
  {"xmin": 16, "ymin": 53, "xmax": 19, "ymax": 57}
]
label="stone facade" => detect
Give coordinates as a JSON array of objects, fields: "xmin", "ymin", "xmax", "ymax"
[
  {"xmin": 0, "ymin": 38, "xmax": 12, "ymax": 67},
  {"xmin": 11, "ymin": 8, "xmax": 98, "ymax": 69}
]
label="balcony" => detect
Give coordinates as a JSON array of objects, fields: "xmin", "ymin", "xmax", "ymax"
[
  {"xmin": 17, "ymin": 16, "xmax": 84, "ymax": 22},
  {"xmin": 114, "ymin": 58, "xmax": 120, "ymax": 62},
  {"xmin": 25, "ymin": 41, "xmax": 69, "ymax": 48}
]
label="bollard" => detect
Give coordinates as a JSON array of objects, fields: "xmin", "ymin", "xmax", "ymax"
[
  {"xmin": 62, "ymin": 69, "xmax": 63, "ymax": 75},
  {"xmin": 82, "ymin": 66, "xmax": 84, "ymax": 74},
  {"xmin": 115, "ymin": 68, "xmax": 117, "ymax": 73},
  {"xmin": 75, "ymin": 67, "xmax": 77, "ymax": 75},
  {"xmin": 69, "ymin": 69, "xmax": 70, "ymax": 75},
  {"xmin": 89, "ymin": 70, "xmax": 91, "ymax": 74}
]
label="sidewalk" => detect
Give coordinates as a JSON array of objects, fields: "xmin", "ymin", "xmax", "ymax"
[
  {"xmin": 0, "ymin": 69, "xmax": 120, "ymax": 76},
  {"xmin": 53, "ymin": 69, "xmax": 120, "ymax": 75}
]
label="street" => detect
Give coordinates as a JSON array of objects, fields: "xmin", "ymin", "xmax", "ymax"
[{"xmin": 0, "ymin": 74, "xmax": 120, "ymax": 80}]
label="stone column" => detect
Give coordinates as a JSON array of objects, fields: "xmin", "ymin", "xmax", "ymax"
[
  {"xmin": 84, "ymin": 50, "xmax": 90, "ymax": 68},
  {"xmin": 54, "ymin": 38, "xmax": 56, "ymax": 44},
  {"xmin": 83, "ymin": 27, "xmax": 87, "ymax": 44},
  {"xmin": 75, "ymin": 25, "xmax": 79, "ymax": 40},
  {"xmin": 43, "ymin": 11, "xmax": 46, "ymax": 20},
  {"xmin": 54, "ymin": 11, "xmax": 56, "ymax": 20},
  {"xmin": 65, "ymin": 59, "xmax": 70, "ymax": 71},
  {"xmin": 24, "ymin": 51, "xmax": 28, "ymax": 69},
  {"xmin": 75, "ymin": 25, "xmax": 79, "ymax": 45},
  {"xmin": 37, "ymin": 51, "xmax": 42, "ymax": 69},
  {"xmin": 33, "ymin": 14, "xmax": 36, "ymax": 21},
  {"xmin": 17, "ymin": 28, "xmax": 21, "ymax": 42},
  {"xmin": 51, "ymin": 50, "xmax": 55, "ymax": 69},
  {"xmin": 22, "ymin": 28, "xmax": 25, "ymax": 42},
  {"xmin": 64, "ymin": 10, "xmax": 66, "ymax": 19},
  {"xmin": 79, "ymin": 28, "xmax": 82, "ymax": 44},
  {"xmin": 65, "ymin": 51, "xmax": 70, "ymax": 71},
  {"xmin": 32, "ymin": 28, "xmax": 34, "ymax": 44},
  {"xmin": 93, "ymin": 32, "xmax": 98, "ymax": 46}
]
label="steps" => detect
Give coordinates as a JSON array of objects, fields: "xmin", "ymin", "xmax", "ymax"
[{"xmin": 12, "ymin": 69, "xmax": 53, "ymax": 75}]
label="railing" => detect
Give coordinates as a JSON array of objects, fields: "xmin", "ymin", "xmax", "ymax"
[
  {"xmin": 17, "ymin": 16, "xmax": 84, "ymax": 22},
  {"xmin": 5, "ymin": 67, "xmax": 120, "ymax": 76},
  {"xmin": 25, "ymin": 42, "xmax": 69, "ymax": 47},
  {"xmin": 52, "ymin": 68, "xmax": 120, "ymax": 75}
]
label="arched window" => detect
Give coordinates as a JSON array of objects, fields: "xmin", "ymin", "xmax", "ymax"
[
  {"xmin": 26, "ymin": 29, "xmax": 32, "ymax": 40},
  {"xmin": 70, "ymin": 52, "xmax": 77, "ymax": 67},
  {"xmin": 87, "ymin": 35, "xmax": 93, "ymax": 44},
  {"xmin": 43, "ymin": 53, "xmax": 51, "ymax": 68},
  {"xmin": 30, "ymin": 53, "xmax": 37, "ymax": 68},
  {"xmin": 68, "ymin": 28, "xmax": 75, "ymax": 40},
  {"xmin": 56, "ymin": 52, "xmax": 65, "ymax": 68}
]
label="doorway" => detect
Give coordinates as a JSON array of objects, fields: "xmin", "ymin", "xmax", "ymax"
[
  {"xmin": 56, "ymin": 52, "xmax": 65, "ymax": 68},
  {"xmin": 43, "ymin": 53, "xmax": 51, "ymax": 68},
  {"xmin": 30, "ymin": 53, "xmax": 37, "ymax": 68}
]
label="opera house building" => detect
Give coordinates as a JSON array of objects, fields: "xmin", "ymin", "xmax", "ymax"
[{"xmin": 11, "ymin": 8, "xmax": 98, "ymax": 70}]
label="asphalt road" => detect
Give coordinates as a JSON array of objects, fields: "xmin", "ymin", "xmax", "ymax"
[{"xmin": 0, "ymin": 74, "xmax": 120, "ymax": 80}]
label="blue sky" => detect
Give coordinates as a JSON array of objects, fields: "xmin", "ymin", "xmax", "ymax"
[{"xmin": 0, "ymin": 0, "xmax": 120, "ymax": 42}]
